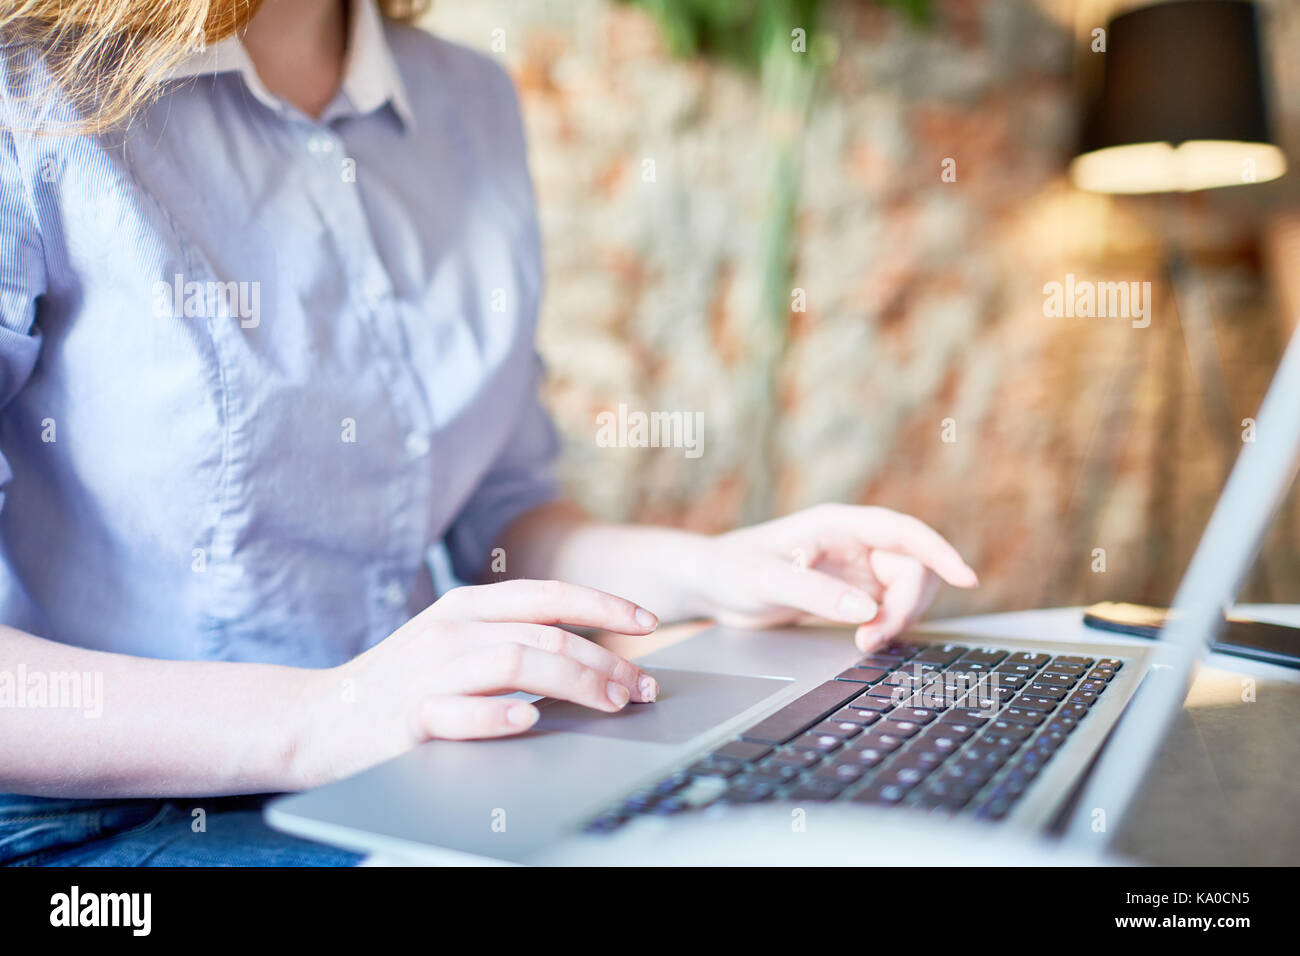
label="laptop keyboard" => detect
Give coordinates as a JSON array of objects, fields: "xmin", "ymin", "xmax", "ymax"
[{"xmin": 582, "ymin": 643, "xmax": 1125, "ymax": 833}]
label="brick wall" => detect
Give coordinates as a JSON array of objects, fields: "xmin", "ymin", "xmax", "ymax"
[{"xmin": 424, "ymin": 0, "xmax": 1300, "ymax": 615}]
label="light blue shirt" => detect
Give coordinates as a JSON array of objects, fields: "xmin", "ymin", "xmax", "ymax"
[{"xmin": 0, "ymin": 3, "xmax": 559, "ymax": 666}]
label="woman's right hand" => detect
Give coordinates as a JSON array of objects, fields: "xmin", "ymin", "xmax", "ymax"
[{"xmin": 296, "ymin": 579, "xmax": 660, "ymax": 787}]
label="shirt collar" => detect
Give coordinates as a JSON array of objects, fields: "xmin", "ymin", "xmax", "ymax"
[{"xmin": 163, "ymin": 0, "xmax": 414, "ymax": 129}]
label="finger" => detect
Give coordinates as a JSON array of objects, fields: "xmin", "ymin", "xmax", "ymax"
[
  {"xmin": 812, "ymin": 551, "xmax": 885, "ymax": 604},
  {"xmin": 826, "ymin": 506, "xmax": 977, "ymax": 589},
  {"xmin": 426, "ymin": 580, "xmax": 658, "ymax": 634},
  {"xmin": 757, "ymin": 559, "xmax": 881, "ymax": 625},
  {"xmin": 432, "ymin": 644, "xmax": 632, "ymax": 713},
  {"xmin": 486, "ymin": 623, "xmax": 657, "ymax": 702},
  {"xmin": 418, "ymin": 695, "xmax": 540, "ymax": 741},
  {"xmin": 855, "ymin": 563, "xmax": 938, "ymax": 652}
]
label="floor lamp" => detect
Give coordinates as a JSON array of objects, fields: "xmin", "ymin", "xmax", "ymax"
[{"xmin": 1067, "ymin": 0, "xmax": 1287, "ymax": 597}]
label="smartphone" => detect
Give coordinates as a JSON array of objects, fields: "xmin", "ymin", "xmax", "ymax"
[{"xmin": 1083, "ymin": 601, "xmax": 1300, "ymax": 670}]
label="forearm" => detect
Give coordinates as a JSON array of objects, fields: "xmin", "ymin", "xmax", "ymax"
[
  {"xmin": 0, "ymin": 625, "xmax": 323, "ymax": 798},
  {"xmin": 495, "ymin": 502, "xmax": 715, "ymax": 623}
]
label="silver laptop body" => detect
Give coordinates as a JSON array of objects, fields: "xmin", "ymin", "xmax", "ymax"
[{"xmin": 267, "ymin": 328, "xmax": 1300, "ymax": 865}]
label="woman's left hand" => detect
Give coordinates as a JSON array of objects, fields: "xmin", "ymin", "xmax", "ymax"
[{"xmin": 690, "ymin": 504, "xmax": 978, "ymax": 652}]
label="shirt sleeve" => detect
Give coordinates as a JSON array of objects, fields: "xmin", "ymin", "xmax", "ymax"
[
  {"xmin": 0, "ymin": 127, "xmax": 45, "ymax": 512},
  {"xmin": 443, "ymin": 355, "xmax": 562, "ymax": 584}
]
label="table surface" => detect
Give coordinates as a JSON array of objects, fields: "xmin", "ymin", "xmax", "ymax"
[{"xmin": 367, "ymin": 606, "xmax": 1300, "ymax": 866}]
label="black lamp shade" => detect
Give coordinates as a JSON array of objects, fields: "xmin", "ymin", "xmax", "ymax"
[{"xmin": 1073, "ymin": 0, "xmax": 1286, "ymax": 193}]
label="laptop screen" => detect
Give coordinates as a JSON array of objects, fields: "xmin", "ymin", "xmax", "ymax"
[{"xmin": 1064, "ymin": 324, "xmax": 1300, "ymax": 845}]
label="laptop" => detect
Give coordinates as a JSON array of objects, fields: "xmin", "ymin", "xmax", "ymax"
[{"xmin": 266, "ymin": 328, "xmax": 1300, "ymax": 864}]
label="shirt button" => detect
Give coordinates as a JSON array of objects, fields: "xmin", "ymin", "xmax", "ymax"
[
  {"xmin": 307, "ymin": 134, "xmax": 334, "ymax": 153},
  {"xmin": 381, "ymin": 582, "xmax": 405, "ymax": 609},
  {"xmin": 404, "ymin": 433, "xmax": 431, "ymax": 459}
]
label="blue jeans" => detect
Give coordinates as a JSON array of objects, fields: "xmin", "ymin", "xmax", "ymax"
[{"xmin": 0, "ymin": 793, "xmax": 362, "ymax": 866}]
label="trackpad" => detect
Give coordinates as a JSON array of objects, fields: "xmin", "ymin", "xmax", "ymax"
[{"xmin": 535, "ymin": 668, "xmax": 792, "ymax": 744}]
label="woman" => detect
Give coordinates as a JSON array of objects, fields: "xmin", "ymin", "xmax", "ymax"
[{"xmin": 0, "ymin": 0, "xmax": 976, "ymax": 865}]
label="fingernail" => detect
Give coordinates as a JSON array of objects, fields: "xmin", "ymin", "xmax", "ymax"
[
  {"xmin": 607, "ymin": 681, "xmax": 630, "ymax": 708},
  {"xmin": 507, "ymin": 703, "xmax": 538, "ymax": 728},
  {"xmin": 634, "ymin": 607, "xmax": 658, "ymax": 630},
  {"xmin": 638, "ymin": 674, "xmax": 658, "ymax": 702},
  {"xmin": 839, "ymin": 591, "xmax": 878, "ymax": 621}
]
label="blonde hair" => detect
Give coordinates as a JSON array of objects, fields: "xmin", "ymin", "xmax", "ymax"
[{"xmin": 0, "ymin": 0, "xmax": 425, "ymax": 134}]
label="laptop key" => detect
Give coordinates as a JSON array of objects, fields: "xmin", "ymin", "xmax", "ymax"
[
  {"xmin": 740, "ymin": 680, "xmax": 867, "ymax": 744},
  {"xmin": 623, "ymin": 790, "xmax": 659, "ymax": 812},
  {"xmin": 1012, "ymin": 694, "xmax": 1058, "ymax": 711},
  {"xmin": 856, "ymin": 731, "xmax": 906, "ymax": 753},
  {"xmin": 713, "ymin": 740, "xmax": 773, "ymax": 764},
  {"xmin": 851, "ymin": 696, "xmax": 897, "ymax": 713},
  {"xmin": 940, "ymin": 708, "xmax": 993, "ymax": 726},
  {"xmin": 867, "ymin": 644, "xmax": 917, "ymax": 661},
  {"xmin": 836, "ymin": 666, "xmax": 890, "ymax": 684},
  {"xmin": 913, "ymin": 644, "xmax": 968, "ymax": 665},
  {"xmin": 878, "ymin": 719, "xmax": 923, "ymax": 738},
  {"xmin": 901, "ymin": 746, "xmax": 953, "ymax": 769},
  {"xmin": 977, "ymin": 733, "xmax": 1027, "ymax": 754},
  {"xmin": 973, "ymin": 794, "xmax": 1015, "ymax": 821},
  {"xmin": 996, "ymin": 662, "xmax": 1040, "ymax": 677},
  {"xmin": 817, "ymin": 763, "xmax": 867, "ymax": 785},
  {"xmin": 992, "ymin": 673, "xmax": 1029, "ymax": 689},
  {"xmin": 1045, "ymin": 715, "xmax": 1079, "ymax": 735},
  {"xmin": 852, "ymin": 782, "xmax": 909, "ymax": 805},
  {"xmin": 1033, "ymin": 729, "xmax": 1070, "ymax": 753},
  {"xmin": 582, "ymin": 813, "xmax": 628, "ymax": 834},
  {"xmin": 1000, "ymin": 706, "xmax": 1047, "ymax": 726},
  {"xmin": 751, "ymin": 762, "xmax": 802, "ymax": 782},
  {"xmin": 1097, "ymin": 658, "xmax": 1124, "ymax": 670},
  {"xmin": 892, "ymin": 668, "xmax": 944, "ymax": 689},
  {"xmin": 810, "ymin": 719, "xmax": 864, "ymax": 740},
  {"xmin": 943, "ymin": 762, "xmax": 996, "ymax": 788},
  {"xmin": 920, "ymin": 778, "xmax": 976, "ymax": 810},
  {"xmin": 995, "ymin": 770, "xmax": 1030, "ymax": 798},
  {"xmin": 910, "ymin": 686, "xmax": 958, "ymax": 710},
  {"xmin": 958, "ymin": 747, "xmax": 1013, "ymax": 772},
  {"xmin": 926, "ymin": 721, "xmax": 976, "ymax": 742},
  {"xmin": 651, "ymin": 797, "xmax": 690, "ymax": 815},
  {"xmin": 958, "ymin": 648, "xmax": 1008, "ymax": 666},
  {"xmin": 1078, "ymin": 679, "xmax": 1108, "ymax": 694},
  {"xmin": 786, "ymin": 777, "xmax": 849, "ymax": 801},
  {"xmin": 653, "ymin": 772, "xmax": 690, "ymax": 795},
  {"xmin": 770, "ymin": 745, "xmax": 822, "ymax": 767},
  {"xmin": 1024, "ymin": 683, "xmax": 1067, "ymax": 700},
  {"xmin": 688, "ymin": 757, "xmax": 743, "ymax": 778},
  {"xmin": 983, "ymin": 684, "xmax": 1019, "ymax": 705},
  {"xmin": 1014, "ymin": 750, "xmax": 1049, "ymax": 776},
  {"xmin": 1051, "ymin": 655, "xmax": 1095, "ymax": 668},
  {"xmin": 721, "ymin": 781, "xmax": 778, "ymax": 804},
  {"xmin": 796, "ymin": 732, "xmax": 845, "ymax": 753},
  {"xmin": 1032, "ymin": 672, "xmax": 1077, "ymax": 688},
  {"xmin": 892, "ymin": 707, "xmax": 939, "ymax": 724},
  {"xmin": 1006, "ymin": 652, "xmax": 1050, "ymax": 667},
  {"xmin": 948, "ymin": 661, "xmax": 995, "ymax": 675},
  {"xmin": 1041, "ymin": 662, "xmax": 1087, "ymax": 677},
  {"xmin": 1088, "ymin": 666, "xmax": 1118, "ymax": 682},
  {"xmin": 1056, "ymin": 702, "xmax": 1090, "ymax": 720},
  {"xmin": 873, "ymin": 764, "xmax": 929, "ymax": 790},
  {"xmin": 1068, "ymin": 690, "xmax": 1100, "ymax": 707},
  {"xmin": 829, "ymin": 706, "xmax": 882, "ymax": 727},
  {"xmin": 985, "ymin": 719, "xmax": 1034, "ymax": 740},
  {"xmin": 837, "ymin": 746, "xmax": 888, "ymax": 768}
]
